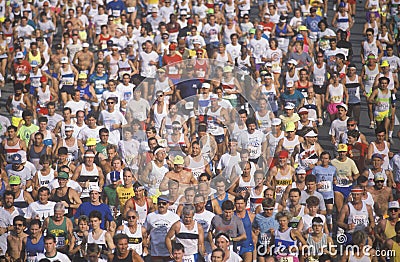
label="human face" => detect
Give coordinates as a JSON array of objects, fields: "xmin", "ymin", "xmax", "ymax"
[
  {"xmin": 376, "ymin": 132, "xmax": 385, "ymax": 142},
  {"xmin": 372, "ymin": 157, "xmax": 383, "ymax": 169},
  {"xmin": 312, "ymin": 224, "xmax": 323, "ymax": 234},
  {"xmin": 30, "ymin": 224, "xmax": 41, "ymax": 237},
  {"xmin": 185, "ymin": 190, "xmax": 195, "ymax": 203},
  {"xmin": 90, "ymin": 217, "xmax": 101, "ymax": 229},
  {"xmin": 79, "ymin": 220, "xmax": 89, "ymax": 232},
  {"xmin": 247, "ymin": 123, "xmax": 256, "ymax": 134},
  {"xmin": 157, "ymin": 200, "xmax": 168, "ymax": 213},
  {"xmin": 116, "ymin": 238, "xmax": 128, "ymax": 254},
  {"xmin": 235, "ymin": 200, "xmax": 246, "ymax": 212},
  {"xmin": 278, "ymin": 217, "xmax": 289, "ymax": 229},
  {"xmin": 242, "ymin": 163, "xmax": 251, "ymax": 176},
  {"xmin": 4, "ymin": 195, "xmax": 14, "ymax": 208},
  {"xmin": 223, "ymin": 209, "xmax": 234, "ymax": 221},
  {"xmin": 194, "ymin": 197, "xmax": 205, "ymax": 212},
  {"xmin": 389, "ymin": 208, "xmax": 399, "ymax": 219},
  {"xmin": 173, "ymin": 249, "xmax": 184, "ymax": 261},
  {"xmin": 306, "ymin": 181, "xmax": 316, "ymax": 192},
  {"xmin": 87, "ymin": 117, "xmax": 97, "ymax": 128},
  {"xmin": 85, "ymin": 155, "xmax": 95, "ymax": 166},
  {"xmin": 123, "ymin": 172, "xmax": 133, "ymax": 185},
  {"xmin": 289, "ymin": 192, "xmax": 300, "ymax": 205},
  {"xmin": 58, "ymin": 177, "xmax": 68, "ymax": 187},
  {"xmin": 182, "ymin": 212, "xmax": 194, "ymax": 225},
  {"xmin": 264, "ymin": 190, "xmax": 274, "ymax": 199},
  {"xmin": 351, "ymin": 192, "xmax": 363, "ymax": 202},
  {"xmin": 90, "ymin": 191, "xmax": 100, "ymax": 202},
  {"xmin": 38, "ymin": 190, "xmax": 49, "ymax": 204},
  {"xmin": 44, "ymin": 239, "xmax": 56, "ymax": 254},
  {"xmin": 169, "ymin": 184, "xmax": 179, "ymax": 196},
  {"xmin": 216, "ymin": 237, "xmax": 229, "ymax": 250}
]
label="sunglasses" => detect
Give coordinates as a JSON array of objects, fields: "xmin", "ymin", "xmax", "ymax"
[
  {"xmin": 157, "ymin": 94, "xmax": 164, "ymax": 97},
  {"xmin": 14, "ymin": 224, "xmax": 23, "ymax": 227},
  {"xmin": 107, "ymin": 101, "xmax": 115, "ymax": 104},
  {"xmin": 347, "ymin": 124, "xmax": 355, "ymax": 127},
  {"xmin": 128, "ymin": 216, "xmax": 137, "ymax": 219},
  {"xmin": 158, "ymin": 201, "xmax": 168, "ymax": 206},
  {"xmin": 367, "ymin": 34, "xmax": 373, "ymax": 36}
]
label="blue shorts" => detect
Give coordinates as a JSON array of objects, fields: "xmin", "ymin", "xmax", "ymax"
[
  {"xmin": 239, "ymin": 244, "xmax": 254, "ymax": 255},
  {"xmin": 333, "ymin": 185, "xmax": 352, "ymax": 199},
  {"xmin": 214, "ymin": 134, "xmax": 225, "ymax": 144}
]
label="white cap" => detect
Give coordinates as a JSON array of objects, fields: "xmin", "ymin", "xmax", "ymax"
[
  {"xmin": 61, "ymin": 57, "xmax": 68, "ymax": 63},
  {"xmin": 15, "ymin": 52, "xmax": 24, "ymax": 59},
  {"xmin": 17, "ymin": 150, "xmax": 27, "ymax": 162},
  {"xmin": 65, "ymin": 125, "xmax": 74, "ymax": 131},
  {"xmin": 180, "ymin": 10, "xmax": 187, "ymax": 15},
  {"xmin": 296, "ymin": 167, "xmax": 307, "ymax": 174},
  {"xmin": 151, "ymin": 6, "xmax": 158, "ymax": 12},
  {"xmin": 284, "ymin": 102, "xmax": 295, "ymax": 110},
  {"xmin": 82, "ymin": 42, "xmax": 89, "ymax": 48},
  {"xmin": 265, "ymin": 62, "xmax": 272, "ymax": 67},
  {"xmin": 202, "ymin": 83, "xmax": 211, "ymax": 89},
  {"xmin": 193, "ymin": 39, "xmax": 201, "ymax": 45},
  {"xmin": 286, "ymin": 81, "xmax": 294, "ymax": 87},
  {"xmin": 336, "ymin": 103, "xmax": 348, "ymax": 111},
  {"xmin": 305, "ymin": 130, "xmax": 318, "ymax": 137},
  {"xmin": 298, "ymin": 107, "xmax": 308, "ymax": 114},
  {"xmin": 389, "ymin": 201, "xmax": 400, "ymax": 209},
  {"xmin": 89, "ymin": 185, "xmax": 102, "ymax": 193},
  {"xmin": 210, "ymin": 94, "xmax": 219, "ymax": 100},
  {"xmin": 271, "ymin": 118, "xmax": 282, "ymax": 126},
  {"xmin": 288, "ymin": 59, "xmax": 298, "ymax": 65}
]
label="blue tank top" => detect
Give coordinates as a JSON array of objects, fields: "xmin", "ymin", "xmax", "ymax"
[
  {"xmin": 77, "ymin": 84, "xmax": 92, "ymax": 101},
  {"xmin": 236, "ymin": 211, "xmax": 254, "ymax": 249},
  {"xmin": 89, "ymin": 73, "xmax": 109, "ymax": 95},
  {"xmin": 214, "ymin": 193, "xmax": 229, "ymax": 209},
  {"xmin": 60, "ymin": 68, "xmax": 75, "ymax": 88},
  {"xmin": 275, "ymin": 24, "xmax": 288, "ymax": 37},
  {"xmin": 26, "ymin": 235, "xmax": 45, "ymax": 257},
  {"xmin": 0, "ymin": 181, "xmax": 6, "ymax": 198}
]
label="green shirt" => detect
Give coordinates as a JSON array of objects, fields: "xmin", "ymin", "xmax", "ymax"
[
  {"xmin": 17, "ymin": 124, "xmax": 39, "ymax": 144},
  {"xmin": 103, "ymin": 185, "xmax": 117, "ymax": 206}
]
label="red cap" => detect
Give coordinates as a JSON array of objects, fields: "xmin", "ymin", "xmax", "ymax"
[
  {"xmin": 40, "ymin": 75, "xmax": 47, "ymax": 83},
  {"xmin": 279, "ymin": 150, "xmax": 289, "ymax": 158},
  {"xmin": 169, "ymin": 44, "xmax": 177, "ymax": 50},
  {"xmin": 188, "ymin": 19, "xmax": 194, "ymax": 24}
]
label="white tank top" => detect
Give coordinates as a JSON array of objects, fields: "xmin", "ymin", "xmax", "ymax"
[
  {"xmin": 186, "ymin": 156, "xmax": 206, "ymax": 180},
  {"xmin": 149, "ymin": 160, "xmax": 169, "ymax": 192},
  {"xmin": 363, "ymin": 64, "xmax": 379, "ymax": 93},
  {"xmin": 133, "ymin": 199, "xmax": 149, "ymax": 226},
  {"xmin": 37, "ymin": 86, "xmax": 51, "ymax": 106},
  {"xmin": 347, "ymin": 202, "xmax": 369, "ymax": 233},
  {"xmin": 80, "ymin": 163, "xmax": 100, "ymax": 198},
  {"xmin": 282, "ymin": 135, "xmax": 300, "ymax": 156},
  {"xmin": 11, "ymin": 94, "xmax": 26, "ymax": 118},
  {"xmin": 168, "ymin": 195, "xmax": 183, "ymax": 214},
  {"xmin": 206, "ymin": 107, "xmax": 225, "ymax": 136},
  {"xmin": 328, "ymin": 83, "xmax": 344, "ymax": 104},
  {"xmin": 62, "ymin": 138, "xmax": 79, "ymax": 161},
  {"xmin": 175, "ymin": 221, "xmax": 199, "ymax": 256},
  {"xmin": 255, "ymin": 110, "xmax": 272, "ymax": 131},
  {"xmin": 363, "ymin": 39, "xmax": 379, "ymax": 58},
  {"xmin": 267, "ymin": 131, "xmax": 284, "ymax": 157},
  {"xmin": 119, "ymin": 223, "xmax": 143, "ymax": 255},
  {"xmin": 153, "ymin": 103, "xmax": 168, "ymax": 132},
  {"xmin": 313, "ymin": 63, "xmax": 326, "ymax": 86},
  {"xmin": 239, "ymin": 175, "xmax": 255, "ymax": 188},
  {"xmin": 37, "ymin": 169, "xmax": 55, "ymax": 188}
]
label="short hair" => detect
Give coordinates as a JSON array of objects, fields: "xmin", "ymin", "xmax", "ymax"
[
  {"xmin": 306, "ymin": 196, "xmax": 320, "ymax": 207},
  {"xmin": 305, "ymin": 174, "xmax": 317, "ymax": 183},
  {"xmin": 22, "ymin": 110, "xmax": 33, "ymax": 118},
  {"xmin": 168, "ymin": 179, "xmax": 180, "ymax": 188},
  {"xmin": 13, "ymin": 216, "xmax": 26, "ymax": 227},
  {"xmin": 366, "ymin": 28, "xmax": 374, "ymax": 35},
  {"xmin": 289, "ymin": 188, "xmax": 301, "ymax": 196},
  {"xmin": 320, "ymin": 151, "xmax": 331, "ymax": 159},
  {"xmin": 312, "ymin": 216, "xmax": 323, "ymax": 224},
  {"xmin": 44, "ymin": 234, "xmax": 56, "ymax": 242},
  {"xmin": 38, "ymin": 187, "xmax": 50, "ymax": 195},
  {"xmin": 184, "ymin": 187, "xmax": 195, "ymax": 195},
  {"xmin": 77, "ymin": 215, "xmax": 89, "ymax": 225},
  {"xmin": 357, "ymin": 175, "xmax": 368, "ymax": 184},
  {"xmin": 198, "ymin": 173, "xmax": 211, "ymax": 181},
  {"xmin": 352, "ymin": 230, "xmax": 367, "ymax": 245},
  {"xmin": 212, "ymin": 248, "xmax": 225, "ymax": 259},
  {"xmin": 245, "ymin": 117, "xmax": 257, "ymax": 126},
  {"xmin": 262, "ymin": 198, "xmax": 275, "ymax": 208},
  {"xmin": 89, "ymin": 210, "xmax": 102, "ymax": 220},
  {"xmin": 375, "ymin": 127, "xmax": 386, "ymax": 135},
  {"xmin": 347, "ymin": 129, "xmax": 360, "ymax": 139},
  {"xmin": 275, "ymin": 210, "xmax": 292, "ymax": 221},
  {"xmin": 215, "ymin": 232, "xmax": 230, "ymax": 243},
  {"xmin": 3, "ymin": 190, "xmax": 15, "ymax": 200},
  {"xmin": 113, "ymin": 233, "xmax": 129, "ymax": 245},
  {"xmin": 182, "ymin": 204, "xmax": 195, "ymax": 216},
  {"xmin": 38, "ymin": 116, "xmax": 48, "ymax": 123},
  {"xmin": 86, "ymin": 243, "xmax": 101, "ymax": 254},
  {"xmin": 30, "ymin": 219, "xmax": 42, "ymax": 228},
  {"xmin": 172, "ymin": 242, "xmax": 185, "ymax": 253},
  {"xmin": 7, "ymin": 125, "xmax": 17, "ymax": 132},
  {"xmin": 99, "ymin": 127, "xmax": 109, "ymax": 135},
  {"xmin": 221, "ymin": 200, "xmax": 234, "ymax": 211}
]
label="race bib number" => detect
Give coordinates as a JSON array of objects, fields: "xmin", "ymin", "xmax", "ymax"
[
  {"xmin": 198, "ymin": 70, "xmax": 205, "ymax": 77},
  {"xmin": 56, "ymin": 236, "xmax": 65, "ymax": 247},
  {"xmin": 319, "ymin": 180, "xmax": 332, "ymax": 192},
  {"xmin": 314, "ymin": 76, "xmax": 324, "ymax": 86},
  {"xmin": 183, "ymin": 255, "xmax": 195, "ymax": 262},
  {"xmin": 278, "ymin": 38, "xmax": 285, "ymax": 47},
  {"xmin": 280, "ymin": 256, "xmax": 294, "ymax": 262},
  {"xmin": 353, "ymin": 215, "xmax": 367, "ymax": 225},
  {"xmin": 127, "ymin": 7, "xmax": 135, "ymax": 12},
  {"xmin": 332, "ymin": 96, "xmax": 342, "ymax": 103},
  {"xmin": 169, "ymin": 66, "xmax": 178, "ymax": 75}
]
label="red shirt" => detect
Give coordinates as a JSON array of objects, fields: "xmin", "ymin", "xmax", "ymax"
[
  {"xmin": 163, "ymin": 53, "xmax": 183, "ymax": 79},
  {"xmin": 13, "ymin": 60, "xmax": 32, "ymax": 84},
  {"xmin": 348, "ymin": 142, "xmax": 368, "ymax": 172}
]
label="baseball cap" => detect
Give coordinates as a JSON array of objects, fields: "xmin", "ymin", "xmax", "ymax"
[
  {"xmin": 110, "ymin": 171, "xmax": 121, "ymax": 182},
  {"xmin": 82, "ymin": 42, "xmax": 89, "ymax": 48},
  {"xmin": 78, "ymin": 73, "xmax": 87, "ymax": 79},
  {"xmin": 285, "ymin": 122, "xmax": 296, "ymax": 132},
  {"xmin": 284, "ymin": 102, "xmax": 295, "ymax": 110},
  {"xmin": 298, "ymin": 25, "xmax": 308, "ymax": 31},
  {"xmin": 56, "ymin": 44, "xmax": 62, "ymax": 50},
  {"xmin": 86, "ymin": 138, "xmax": 97, "ymax": 146},
  {"xmin": 389, "ymin": 201, "xmax": 400, "ymax": 209},
  {"xmin": 337, "ymin": 144, "xmax": 348, "ymax": 152},
  {"xmin": 65, "ymin": 125, "xmax": 74, "ymax": 131},
  {"xmin": 265, "ymin": 62, "xmax": 272, "ymax": 67},
  {"xmin": 89, "ymin": 185, "xmax": 102, "ymax": 193},
  {"xmin": 15, "ymin": 52, "xmax": 24, "ymax": 59},
  {"xmin": 173, "ymin": 155, "xmax": 184, "ymax": 165},
  {"xmin": 180, "ymin": 10, "xmax": 187, "ymax": 15},
  {"xmin": 371, "ymin": 153, "xmax": 383, "ymax": 160},
  {"xmin": 287, "ymin": 81, "xmax": 294, "ymax": 88},
  {"xmin": 296, "ymin": 167, "xmax": 307, "ymax": 174},
  {"xmin": 223, "ymin": 66, "xmax": 233, "ymax": 73},
  {"xmin": 202, "ymin": 83, "xmax": 211, "ymax": 89},
  {"xmin": 210, "ymin": 94, "xmax": 219, "ymax": 100},
  {"xmin": 58, "ymin": 171, "xmax": 69, "ymax": 179},
  {"xmin": 296, "ymin": 34, "xmax": 304, "ymax": 40},
  {"xmin": 381, "ymin": 60, "xmax": 390, "ymax": 67},
  {"xmin": 271, "ymin": 118, "xmax": 282, "ymax": 126},
  {"xmin": 305, "ymin": 130, "xmax": 318, "ymax": 137},
  {"xmin": 11, "ymin": 153, "xmax": 22, "ymax": 164},
  {"xmin": 107, "ymin": 40, "xmax": 113, "ymax": 46},
  {"xmin": 9, "ymin": 175, "xmax": 21, "ymax": 185},
  {"xmin": 287, "ymin": 59, "xmax": 298, "ymax": 65},
  {"xmin": 298, "ymin": 107, "xmax": 308, "ymax": 115},
  {"xmin": 336, "ymin": 103, "xmax": 348, "ymax": 111},
  {"xmin": 339, "ymin": 1, "xmax": 346, "ymax": 7},
  {"xmin": 279, "ymin": 150, "xmax": 289, "ymax": 158},
  {"xmin": 374, "ymin": 173, "xmax": 385, "ymax": 181},
  {"xmin": 157, "ymin": 68, "xmax": 166, "ymax": 73},
  {"xmin": 249, "ymin": 28, "xmax": 256, "ymax": 34},
  {"xmin": 58, "ymin": 147, "xmax": 68, "ymax": 155},
  {"xmin": 169, "ymin": 44, "xmax": 177, "ymax": 50},
  {"xmin": 40, "ymin": 76, "xmax": 47, "ymax": 83},
  {"xmin": 193, "ymin": 39, "xmax": 201, "ymax": 45},
  {"xmin": 31, "ymin": 60, "xmax": 39, "ymax": 67},
  {"xmin": 61, "ymin": 57, "xmax": 68, "ymax": 63}
]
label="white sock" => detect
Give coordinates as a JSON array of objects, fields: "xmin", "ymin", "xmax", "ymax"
[{"xmin": 389, "ymin": 131, "xmax": 393, "ymax": 138}]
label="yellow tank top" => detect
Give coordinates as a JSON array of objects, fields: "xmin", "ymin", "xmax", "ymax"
[
  {"xmin": 116, "ymin": 186, "xmax": 135, "ymax": 209},
  {"xmin": 385, "ymin": 219, "xmax": 400, "ymax": 239},
  {"xmin": 391, "ymin": 241, "xmax": 400, "ymax": 262},
  {"xmin": 148, "ymin": 0, "xmax": 158, "ymax": 5},
  {"xmin": 28, "ymin": 51, "xmax": 41, "ymax": 65}
]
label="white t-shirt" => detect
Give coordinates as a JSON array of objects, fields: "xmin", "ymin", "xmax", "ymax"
[
  {"xmin": 25, "ymin": 201, "xmax": 56, "ymax": 221},
  {"xmin": 139, "ymin": 51, "xmax": 159, "ymax": 78},
  {"xmin": 36, "ymin": 251, "xmax": 71, "ymax": 262},
  {"xmin": 238, "ymin": 130, "xmax": 266, "ymax": 160},
  {"xmin": 77, "ymin": 125, "xmax": 104, "ymax": 143},
  {"xmin": 99, "ymin": 110, "xmax": 128, "ymax": 145}
]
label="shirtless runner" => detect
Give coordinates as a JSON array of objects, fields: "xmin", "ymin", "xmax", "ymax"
[
  {"xmin": 159, "ymin": 155, "xmax": 197, "ymax": 194},
  {"xmin": 6, "ymin": 216, "xmax": 28, "ymax": 261},
  {"xmin": 73, "ymin": 44, "xmax": 95, "ymax": 75}
]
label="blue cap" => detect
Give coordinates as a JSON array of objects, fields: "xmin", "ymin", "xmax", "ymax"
[
  {"xmin": 11, "ymin": 153, "xmax": 22, "ymax": 164},
  {"xmin": 339, "ymin": 2, "xmax": 346, "ymax": 7},
  {"xmin": 296, "ymin": 34, "xmax": 304, "ymax": 40},
  {"xmin": 31, "ymin": 60, "xmax": 39, "ymax": 67},
  {"xmin": 109, "ymin": 171, "xmax": 121, "ymax": 182},
  {"xmin": 13, "ymin": 3, "xmax": 19, "ymax": 8}
]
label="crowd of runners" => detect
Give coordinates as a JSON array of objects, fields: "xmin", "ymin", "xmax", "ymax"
[{"xmin": 2, "ymin": 0, "xmax": 400, "ymax": 261}]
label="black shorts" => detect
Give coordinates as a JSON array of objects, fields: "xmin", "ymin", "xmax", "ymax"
[
  {"xmin": 60, "ymin": 85, "xmax": 74, "ymax": 94},
  {"xmin": 324, "ymin": 198, "xmax": 334, "ymax": 205},
  {"xmin": 314, "ymin": 84, "xmax": 326, "ymax": 95}
]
